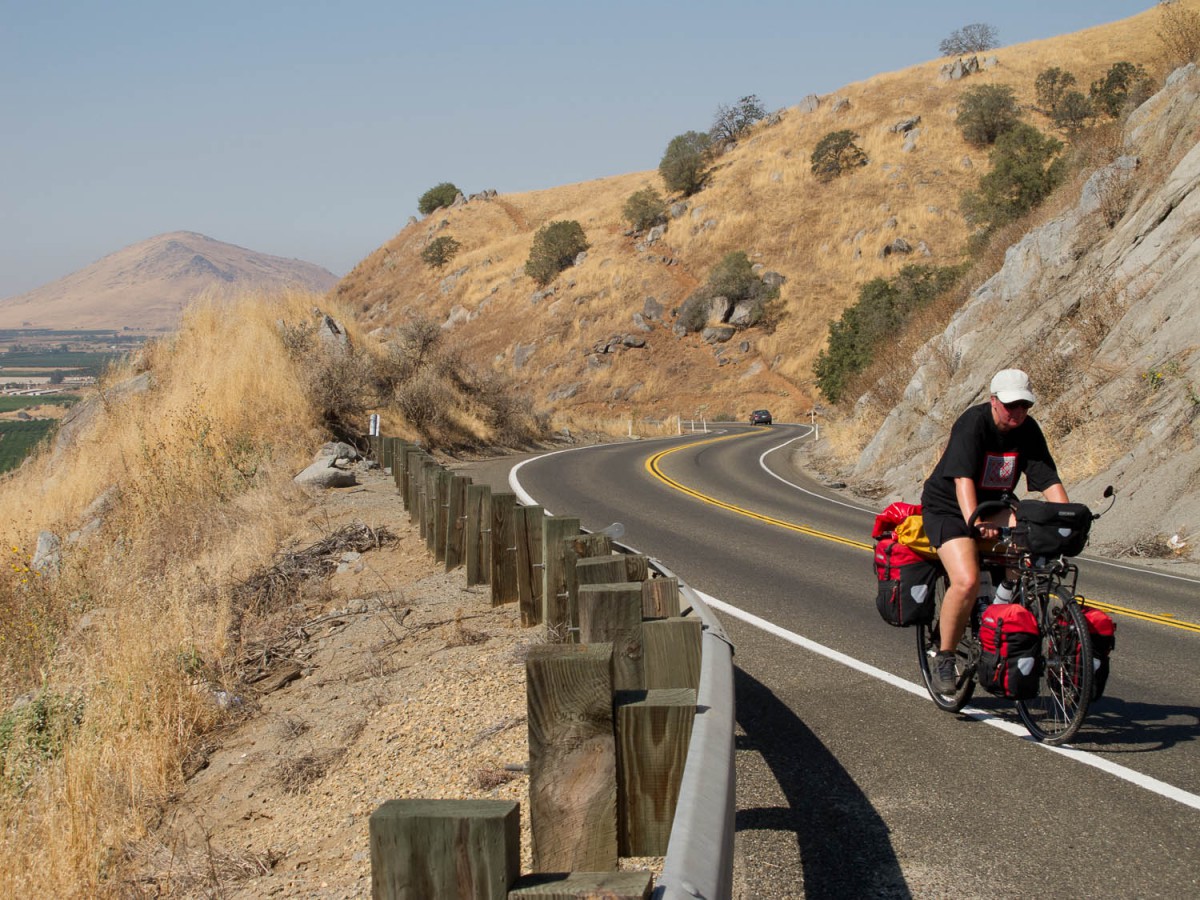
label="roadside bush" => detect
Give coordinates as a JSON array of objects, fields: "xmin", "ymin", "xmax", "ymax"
[
  {"xmin": 939, "ymin": 23, "xmax": 998, "ymax": 56},
  {"xmin": 622, "ymin": 188, "xmax": 667, "ymax": 232},
  {"xmin": 710, "ymin": 94, "xmax": 766, "ymax": 147},
  {"xmin": 417, "ymin": 182, "xmax": 461, "ymax": 215},
  {"xmin": 1035, "ymin": 67, "xmax": 1077, "ymax": 112},
  {"xmin": 815, "ymin": 264, "xmax": 966, "ymax": 403},
  {"xmin": 524, "ymin": 220, "xmax": 589, "ymax": 287},
  {"xmin": 961, "ymin": 122, "xmax": 1066, "ymax": 233},
  {"xmin": 811, "ymin": 130, "xmax": 867, "ymax": 182},
  {"xmin": 956, "ymin": 84, "xmax": 1021, "ymax": 145},
  {"xmin": 1052, "ymin": 91, "xmax": 1094, "ymax": 133},
  {"xmin": 420, "ymin": 235, "xmax": 461, "ymax": 270},
  {"xmin": 1090, "ymin": 62, "xmax": 1153, "ymax": 118},
  {"xmin": 659, "ymin": 131, "xmax": 712, "ymax": 196}
]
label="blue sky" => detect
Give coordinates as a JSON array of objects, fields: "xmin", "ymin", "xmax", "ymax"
[{"xmin": 1, "ymin": 1, "xmax": 1152, "ymax": 299}]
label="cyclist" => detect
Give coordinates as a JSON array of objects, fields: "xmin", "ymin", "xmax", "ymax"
[{"xmin": 920, "ymin": 369, "xmax": 1069, "ymax": 693}]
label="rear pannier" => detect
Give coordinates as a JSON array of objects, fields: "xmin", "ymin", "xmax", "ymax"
[
  {"xmin": 1015, "ymin": 500, "xmax": 1093, "ymax": 558},
  {"xmin": 978, "ymin": 603, "xmax": 1042, "ymax": 699},
  {"xmin": 874, "ymin": 537, "xmax": 938, "ymax": 627}
]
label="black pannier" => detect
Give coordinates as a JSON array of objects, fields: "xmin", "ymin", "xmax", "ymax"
[{"xmin": 1015, "ymin": 500, "xmax": 1093, "ymax": 558}]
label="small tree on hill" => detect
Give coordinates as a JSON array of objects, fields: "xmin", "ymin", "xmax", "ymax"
[
  {"xmin": 939, "ymin": 23, "xmax": 998, "ymax": 56},
  {"xmin": 1052, "ymin": 91, "xmax": 1094, "ymax": 133},
  {"xmin": 417, "ymin": 182, "xmax": 461, "ymax": 215},
  {"xmin": 961, "ymin": 123, "xmax": 1066, "ymax": 232},
  {"xmin": 622, "ymin": 187, "xmax": 667, "ymax": 232},
  {"xmin": 1090, "ymin": 61, "xmax": 1152, "ymax": 118},
  {"xmin": 420, "ymin": 235, "xmax": 461, "ymax": 270},
  {"xmin": 1035, "ymin": 67, "xmax": 1077, "ymax": 112},
  {"xmin": 525, "ymin": 220, "xmax": 589, "ymax": 287},
  {"xmin": 659, "ymin": 131, "xmax": 712, "ymax": 196},
  {"xmin": 710, "ymin": 94, "xmax": 767, "ymax": 147},
  {"xmin": 956, "ymin": 84, "xmax": 1021, "ymax": 145},
  {"xmin": 676, "ymin": 251, "xmax": 780, "ymax": 333},
  {"xmin": 811, "ymin": 130, "xmax": 868, "ymax": 182}
]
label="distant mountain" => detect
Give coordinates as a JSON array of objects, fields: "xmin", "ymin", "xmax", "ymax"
[{"xmin": 0, "ymin": 232, "xmax": 340, "ymax": 332}]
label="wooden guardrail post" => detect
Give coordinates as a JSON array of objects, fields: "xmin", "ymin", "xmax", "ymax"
[
  {"xmin": 380, "ymin": 436, "xmax": 395, "ymax": 472},
  {"xmin": 642, "ymin": 576, "xmax": 681, "ymax": 618},
  {"xmin": 445, "ymin": 474, "xmax": 470, "ymax": 571},
  {"xmin": 615, "ymin": 689, "xmax": 697, "ymax": 857},
  {"xmin": 402, "ymin": 449, "xmax": 422, "ymax": 513},
  {"xmin": 577, "ymin": 583, "xmax": 645, "ymax": 691},
  {"xmin": 489, "ymin": 492, "xmax": 518, "ymax": 606},
  {"xmin": 392, "ymin": 439, "xmax": 410, "ymax": 492},
  {"xmin": 525, "ymin": 643, "xmax": 618, "ymax": 872},
  {"xmin": 643, "ymin": 617, "xmax": 702, "ymax": 690},
  {"xmin": 623, "ymin": 554, "xmax": 649, "ymax": 582},
  {"xmin": 465, "ymin": 484, "xmax": 492, "ymax": 586},
  {"xmin": 433, "ymin": 467, "xmax": 451, "ymax": 563},
  {"xmin": 575, "ymin": 556, "xmax": 628, "ymax": 588},
  {"xmin": 541, "ymin": 516, "xmax": 580, "ymax": 638},
  {"xmin": 572, "ymin": 532, "xmax": 612, "ymax": 558},
  {"xmin": 514, "ymin": 505, "xmax": 545, "ymax": 626},
  {"xmin": 368, "ymin": 798, "xmax": 519, "ymax": 899},
  {"xmin": 424, "ymin": 464, "xmax": 440, "ymax": 554},
  {"xmin": 414, "ymin": 459, "xmax": 430, "ymax": 538}
]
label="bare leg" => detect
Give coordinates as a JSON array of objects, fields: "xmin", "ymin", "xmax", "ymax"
[{"xmin": 937, "ymin": 537, "xmax": 980, "ymax": 652}]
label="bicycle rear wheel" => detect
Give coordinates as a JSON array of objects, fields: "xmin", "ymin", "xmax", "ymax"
[
  {"xmin": 1016, "ymin": 589, "xmax": 1093, "ymax": 745},
  {"xmin": 917, "ymin": 576, "xmax": 976, "ymax": 711}
]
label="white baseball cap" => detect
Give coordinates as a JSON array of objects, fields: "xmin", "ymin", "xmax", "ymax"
[{"xmin": 990, "ymin": 369, "xmax": 1036, "ymax": 406}]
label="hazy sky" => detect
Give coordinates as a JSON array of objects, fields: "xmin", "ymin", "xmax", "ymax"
[{"xmin": 1, "ymin": 1, "xmax": 1153, "ymax": 298}]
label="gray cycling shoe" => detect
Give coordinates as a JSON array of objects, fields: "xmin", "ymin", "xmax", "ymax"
[{"xmin": 931, "ymin": 651, "xmax": 959, "ymax": 694}]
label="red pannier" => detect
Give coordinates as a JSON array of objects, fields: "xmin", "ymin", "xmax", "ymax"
[
  {"xmin": 1082, "ymin": 606, "xmax": 1116, "ymax": 699},
  {"xmin": 874, "ymin": 536, "xmax": 938, "ymax": 627},
  {"xmin": 978, "ymin": 603, "xmax": 1042, "ymax": 699},
  {"xmin": 873, "ymin": 501, "xmax": 922, "ymax": 540}
]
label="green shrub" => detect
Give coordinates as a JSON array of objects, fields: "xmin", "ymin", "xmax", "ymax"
[
  {"xmin": 1090, "ymin": 62, "xmax": 1152, "ymax": 118},
  {"xmin": 659, "ymin": 131, "xmax": 712, "ymax": 196},
  {"xmin": 938, "ymin": 22, "xmax": 998, "ymax": 56},
  {"xmin": 676, "ymin": 251, "xmax": 780, "ymax": 333},
  {"xmin": 420, "ymin": 235, "xmax": 462, "ymax": 270},
  {"xmin": 524, "ymin": 220, "xmax": 589, "ymax": 287},
  {"xmin": 0, "ymin": 690, "xmax": 85, "ymax": 792},
  {"xmin": 1035, "ymin": 67, "xmax": 1077, "ymax": 112},
  {"xmin": 1051, "ymin": 91, "xmax": 1094, "ymax": 133},
  {"xmin": 811, "ymin": 130, "xmax": 868, "ymax": 182},
  {"xmin": 956, "ymin": 84, "xmax": 1021, "ymax": 145},
  {"xmin": 814, "ymin": 264, "xmax": 966, "ymax": 403},
  {"xmin": 961, "ymin": 122, "xmax": 1066, "ymax": 232},
  {"xmin": 417, "ymin": 182, "xmax": 462, "ymax": 215},
  {"xmin": 622, "ymin": 188, "xmax": 667, "ymax": 232},
  {"xmin": 710, "ymin": 94, "xmax": 767, "ymax": 147}
]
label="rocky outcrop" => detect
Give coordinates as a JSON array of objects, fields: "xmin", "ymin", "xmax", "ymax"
[{"xmin": 851, "ymin": 65, "xmax": 1200, "ymax": 551}]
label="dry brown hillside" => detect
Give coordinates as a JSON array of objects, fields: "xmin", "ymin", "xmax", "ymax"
[{"xmin": 335, "ymin": 4, "xmax": 1181, "ymax": 429}]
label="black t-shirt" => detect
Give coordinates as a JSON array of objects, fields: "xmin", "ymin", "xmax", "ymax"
[{"xmin": 921, "ymin": 402, "xmax": 1062, "ymax": 518}]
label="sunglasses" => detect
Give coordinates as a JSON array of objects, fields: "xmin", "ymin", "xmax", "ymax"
[{"xmin": 998, "ymin": 399, "xmax": 1033, "ymax": 411}]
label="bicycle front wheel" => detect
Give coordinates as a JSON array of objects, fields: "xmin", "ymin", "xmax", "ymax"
[
  {"xmin": 917, "ymin": 576, "xmax": 976, "ymax": 712},
  {"xmin": 1016, "ymin": 589, "xmax": 1093, "ymax": 745}
]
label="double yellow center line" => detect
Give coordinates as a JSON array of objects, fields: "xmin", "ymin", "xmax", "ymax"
[{"xmin": 646, "ymin": 434, "xmax": 1200, "ymax": 635}]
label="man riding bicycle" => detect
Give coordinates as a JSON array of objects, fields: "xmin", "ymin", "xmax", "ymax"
[{"xmin": 920, "ymin": 369, "xmax": 1069, "ymax": 694}]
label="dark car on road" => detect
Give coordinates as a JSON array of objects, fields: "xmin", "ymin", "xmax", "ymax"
[{"xmin": 749, "ymin": 409, "xmax": 773, "ymax": 425}]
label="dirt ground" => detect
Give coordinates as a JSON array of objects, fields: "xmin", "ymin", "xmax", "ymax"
[{"xmin": 138, "ymin": 466, "xmax": 538, "ymax": 898}]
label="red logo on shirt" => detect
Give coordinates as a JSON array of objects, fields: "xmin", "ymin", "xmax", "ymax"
[{"xmin": 981, "ymin": 452, "xmax": 1018, "ymax": 491}]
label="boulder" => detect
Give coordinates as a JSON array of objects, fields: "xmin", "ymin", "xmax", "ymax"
[
  {"xmin": 294, "ymin": 457, "xmax": 357, "ymax": 488},
  {"xmin": 702, "ymin": 325, "xmax": 736, "ymax": 344}
]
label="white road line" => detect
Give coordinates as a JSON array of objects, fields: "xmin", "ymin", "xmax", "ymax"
[{"xmin": 700, "ymin": 590, "xmax": 1200, "ymax": 812}]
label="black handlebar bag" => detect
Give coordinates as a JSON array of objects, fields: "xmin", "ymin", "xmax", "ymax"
[{"xmin": 1015, "ymin": 500, "xmax": 1093, "ymax": 557}]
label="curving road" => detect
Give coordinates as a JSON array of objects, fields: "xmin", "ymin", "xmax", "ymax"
[{"xmin": 458, "ymin": 424, "xmax": 1200, "ymax": 898}]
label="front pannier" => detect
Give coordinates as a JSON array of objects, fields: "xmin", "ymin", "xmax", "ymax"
[
  {"xmin": 1082, "ymin": 606, "xmax": 1116, "ymax": 699},
  {"xmin": 1015, "ymin": 500, "xmax": 1093, "ymax": 558},
  {"xmin": 874, "ymin": 537, "xmax": 938, "ymax": 627},
  {"xmin": 978, "ymin": 603, "xmax": 1041, "ymax": 699}
]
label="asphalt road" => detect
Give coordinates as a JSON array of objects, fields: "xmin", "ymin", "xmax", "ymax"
[{"xmin": 454, "ymin": 425, "xmax": 1200, "ymax": 898}]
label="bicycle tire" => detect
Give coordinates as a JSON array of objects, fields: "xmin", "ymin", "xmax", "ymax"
[
  {"xmin": 917, "ymin": 576, "xmax": 976, "ymax": 711},
  {"xmin": 1016, "ymin": 588, "xmax": 1093, "ymax": 744}
]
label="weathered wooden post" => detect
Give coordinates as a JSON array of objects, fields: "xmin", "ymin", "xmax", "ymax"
[
  {"xmin": 541, "ymin": 516, "xmax": 581, "ymax": 638},
  {"xmin": 525, "ymin": 643, "xmax": 618, "ymax": 872},
  {"xmin": 643, "ymin": 617, "xmax": 702, "ymax": 690},
  {"xmin": 514, "ymin": 505, "xmax": 545, "ymax": 626},
  {"xmin": 414, "ymin": 459, "xmax": 430, "ymax": 538},
  {"xmin": 572, "ymin": 532, "xmax": 612, "ymax": 558},
  {"xmin": 424, "ymin": 464, "xmax": 440, "ymax": 554},
  {"xmin": 402, "ymin": 449, "xmax": 423, "ymax": 514},
  {"xmin": 509, "ymin": 872, "xmax": 653, "ymax": 898},
  {"xmin": 445, "ymin": 474, "xmax": 470, "ymax": 571},
  {"xmin": 392, "ymin": 439, "xmax": 410, "ymax": 492},
  {"xmin": 622, "ymin": 554, "xmax": 649, "ymax": 582},
  {"xmin": 614, "ymin": 689, "xmax": 696, "ymax": 857},
  {"xmin": 642, "ymin": 576, "xmax": 681, "ymax": 618},
  {"xmin": 433, "ymin": 467, "xmax": 451, "ymax": 563},
  {"xmin": 489, "ymin": 492, "xmax": 519, "ymax": 606},
  {"xmin": 368, "ymin": 798, "xmax": 519, "ymax": 900},
  {"xmin": 575, "ymin": 556, "xmax": 629, "ymax": 588},
  {"xmin": 465, "ymin": 483, "xmax": 492, "ymax": 586},
  {"xmin": 577, "ymin": 583, "xmax": 645, "ymax": 691},
  {"xmin": 380, "ymin": 436, "xmax": 395, "ymax": 473}
]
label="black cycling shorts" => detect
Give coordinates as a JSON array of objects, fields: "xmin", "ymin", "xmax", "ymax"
[{"xmin": 923, "ymin": 512, "xmax": 974, "ymax": 549}]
